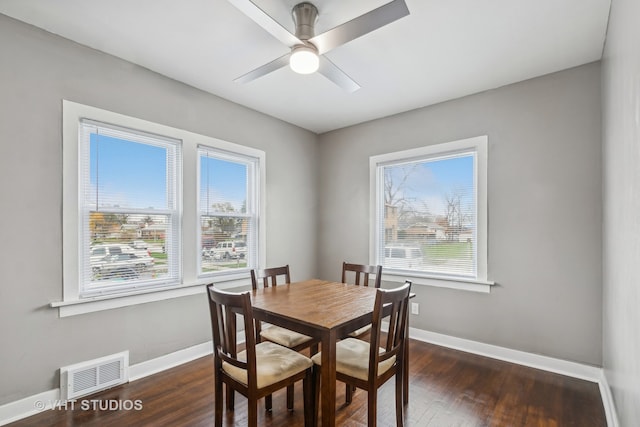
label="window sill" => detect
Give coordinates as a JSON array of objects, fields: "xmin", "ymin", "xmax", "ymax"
[
  {"xmin": 51, "ymin": 275, "xmax": 250, "ymax": 317},
  {"xmin": 382, "ymin": 271, "xmax": 495, "ymax": 293}
]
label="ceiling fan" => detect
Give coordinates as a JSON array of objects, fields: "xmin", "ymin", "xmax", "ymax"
[{"xmin": 229, "ymin": 0, "xmax": 410, "ymax": 92}]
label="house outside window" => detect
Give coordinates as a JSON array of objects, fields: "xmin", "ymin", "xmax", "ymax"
[{"xmin": 370, "ymin": 136, "xmax": 490, "ymax": 292}]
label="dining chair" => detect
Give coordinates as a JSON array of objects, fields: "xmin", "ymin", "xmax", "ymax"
[
  {"xmin": 341, "ymin": 262, "xmax": 383, "ymax": 338},
  {"xmin": 340, "ymin": 262, "xmax": 384, "ymax": 400},
  {"xmin": 341, "ymin": 262, "xmax": 383, "ymax": 288},
  {"xmin": 206, "ymin": 285, "xmax": 314, "ymax": 427},
  {"xmin": 250, "ymin": 265, "xmax": 319, "ymax": 411},
  {"xmin": 311, "ymin": 281, "xmax": 412, "ymax": 427}
]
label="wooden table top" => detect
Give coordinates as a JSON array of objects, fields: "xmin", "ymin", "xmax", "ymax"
[{"xmin": 249, "ymin": 279, "xmax": 379, "ymax": 332}]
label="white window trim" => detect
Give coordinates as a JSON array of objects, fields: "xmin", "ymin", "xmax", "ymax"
[
  {"xmin": 369, "ymin": 135, "xmax": 493, "ymax": 293},
  {"xmin": 58, "ymin": 100, "xmax": 265, "ymax": 317}
]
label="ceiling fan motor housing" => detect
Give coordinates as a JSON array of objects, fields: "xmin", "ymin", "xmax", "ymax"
[{"xmin": 292, "ymin": 2, "xmax": 318, "ymax": 41}]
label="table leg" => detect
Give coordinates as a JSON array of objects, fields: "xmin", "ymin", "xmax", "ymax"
[{"xmin": 320, "ymin": 330, "xmax": 337, "ymax": 427}]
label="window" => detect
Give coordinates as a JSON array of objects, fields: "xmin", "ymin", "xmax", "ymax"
[
  {"xmin": 60, "ymin": 100, "xmax": 265, "ymax": 316},
  {"xmin": 78, "ymin": 120, "xmax": 181, "ymax": 297},
  {"xmin": 370, "ymin": 136, "xmax": 490, "ymax": 292},
  {"xmin": 198, "ymin": 146, "xmax": 260, "ymax": 276}
]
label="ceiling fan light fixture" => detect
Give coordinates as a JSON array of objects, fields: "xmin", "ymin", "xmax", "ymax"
[{"xmin": 289, "ymin": 44, "xmax": 319, "ymax": 74}]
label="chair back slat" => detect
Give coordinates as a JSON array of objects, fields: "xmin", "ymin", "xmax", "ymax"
[{"xmin": 341, "ymin": 262, "xmax": 382, "ymax": 288}]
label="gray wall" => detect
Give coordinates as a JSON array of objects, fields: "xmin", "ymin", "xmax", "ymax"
[
  {"xmin": 0, "ymin": 15, "xmax": 318, "ymax": 405},
  {"xmin": 318, "ymin": 62, "xmax": 603, "ymax": 366},
  {"xmin": 602, "ymin": 0, "xmax": 640, "ymax": 424}
]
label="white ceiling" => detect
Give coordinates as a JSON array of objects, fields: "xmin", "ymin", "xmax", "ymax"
[{"xmin": 0, "ymin": 0, "xmax": 610, "ymax": 134}]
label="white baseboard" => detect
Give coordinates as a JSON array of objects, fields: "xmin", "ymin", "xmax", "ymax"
[
  {"xmin": 0, "ymin": 389, "xmax": 60, "ymax": 426},
  {"xmin": 128, "ymin": 341, "xmax": 213, "ymax": 381},
  {"xmin": 598, "ymin": 369, "xmax": 620, "ymax": 427},
  {"xmin": 408, "ymin": 327, "xmax": 602, "ymax": 381},
  {"xmin": 0, "ymin": 329, "xmax": 618, "ymax": 426}
]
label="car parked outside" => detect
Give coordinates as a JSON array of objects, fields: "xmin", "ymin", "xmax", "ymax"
[
  {"xmin": 90, "ymin": 244, "xmax": 153, "ymax": 267},
  {"xmin": 210, "ymin": 241, "xmax": 247, "ymax": 260},
  {"xmin": 129, "ymin": 240, "xmax": 148, "ymax": 250},
  {"xmin": 92, "ymin": 252, "xmax": 155, "ymax": 279},
  {"xmin": 384, "ymin": 245, "xmax": 424, "ymax": 269},
  {"xmin": 90, "ymin": 244, "xmax": 124, "ymax": 265}
]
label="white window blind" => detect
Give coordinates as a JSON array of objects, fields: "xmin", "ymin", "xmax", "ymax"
[
  {"xmin": 198, "ymin": 146, "xmax": 260, "ymax": 276},
  {"xmin": 371, "ymin": 136, "xmax": 488, "ymax": 285},
  {"xmin": 79, "ymin": 119, "xmax": 181, "ymax": 296}
]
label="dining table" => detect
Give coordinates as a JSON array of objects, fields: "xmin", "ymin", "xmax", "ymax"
[{"xmin": 249, "ymin": 278, "xmax": 410, "ymax": 427}]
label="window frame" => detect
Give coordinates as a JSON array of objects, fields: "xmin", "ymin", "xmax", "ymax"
[
  {"xmin": 369, "ymin": 135, "xmax": 493, "ymax": 293},
  {"xmin": 197, "ymin": 145, "xmax": 261, "ymax": 278},
  {"xmin": 58, "ymin": 100, "xmax": 266, "ymax": 317},
  {"xmin": 78, "ymin": 119, "xmax": 182, "ymax": 297}
]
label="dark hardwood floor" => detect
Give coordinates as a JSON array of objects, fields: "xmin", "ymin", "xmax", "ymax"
[{"xmin": 8, "ymin": 339, "xmax": 606, "ymax": 426}]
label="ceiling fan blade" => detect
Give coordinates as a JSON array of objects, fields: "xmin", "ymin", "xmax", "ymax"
[
  {"xmin": 317, "ymin": 56, "xmax": 360, "ymax": 93},
  {"xmin": 234, "ymin": 52, "xmax": 291, "ymax": 84},
  {"xmin": 309, "ymin": 0, "xmax": 410, "ymax": 55},
  {"xmin": 228, "ymin": 0, "xmax": 301, "ymax": 47}
]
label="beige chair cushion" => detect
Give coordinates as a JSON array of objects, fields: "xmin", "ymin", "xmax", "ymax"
[
  {"xmin": 222, "ymin": 341, "xmax": 313, "ymax": 388},
  {"xmin": 348, "ymin": 324, "xmax": 371, "ymax": 337},
  {"xmin": 261, "ymin": 324, "xmax": 313, "ymax": 348},
  {"xmin": 311, "ymin": 337, "xmax": 396, "ymax": 381}
]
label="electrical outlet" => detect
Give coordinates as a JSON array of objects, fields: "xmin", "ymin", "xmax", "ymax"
[{"xmin": 411, "ymin": 302, "xmax": 419, "ymax": 315}]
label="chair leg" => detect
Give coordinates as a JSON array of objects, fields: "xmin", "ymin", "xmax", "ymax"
[
  {"xmin": 312, "ymin": 365, "xmax": 321, "ymax": 426},
  {"xmin": 403, "ymin": 333, "xmax": 409, "ymax": 404},
  {"xmin": 396, "ymin": 370, "xmax": 404, "ymax": 427},
  {"xmin": 345, "ymin": 382, "xmax": 353, "ymax": 404},
  {"xmin": 287, "ymin": 385, "xmax": 294, "ymax": 411},
  {"xmin": 226, "ymin": 383, "xmax": 235, "ymax": 410},
  {"xmin": 265, "ymin": 394, "xmax": 272, "ymax": 411},
  {"xmin": 214, "ymin": 377, "xmax": 223, "ymax": 427},
  {"xmin": 303, "ymin": 368, "xmax": 314, "ymax": 427},
  {"xmin": 368, "ymin": 389, "xmax": 378, "ymax": 427},
  {"xmin": 248, "ymin": 399, "xmax": 258, "ymax": 427}
]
